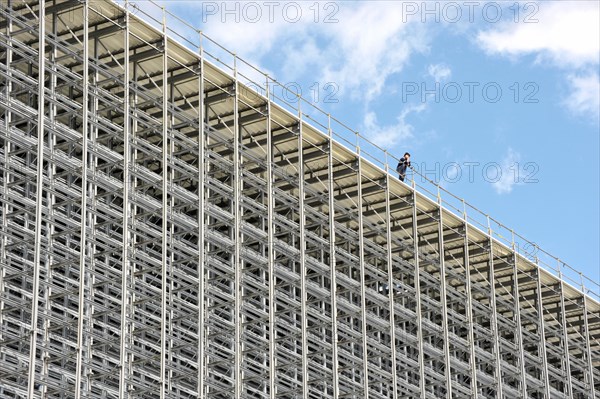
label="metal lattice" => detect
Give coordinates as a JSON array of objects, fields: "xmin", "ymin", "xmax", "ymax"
[{"xmin": 0, "ymin": 1, "xmax": 598, "ymax": 398}]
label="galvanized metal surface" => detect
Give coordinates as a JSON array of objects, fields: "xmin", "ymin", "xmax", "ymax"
[{"xmin": 0, "ymin": 1, "xmax": 598, "ymax": 398}]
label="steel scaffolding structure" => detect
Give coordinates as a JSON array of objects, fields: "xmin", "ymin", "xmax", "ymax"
[{"xmin": 0, "ymin": 1, "xmax": 598, "ymax": 398}]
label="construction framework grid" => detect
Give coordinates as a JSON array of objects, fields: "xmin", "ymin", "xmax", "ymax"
[{"xmin": 0, "ymin": 1, "xmax": 598, "ymax": 398}]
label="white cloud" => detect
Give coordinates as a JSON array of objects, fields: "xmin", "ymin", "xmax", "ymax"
[
  {"xmin": 563, "ymin": 73, "xmax": 600, "ymax": 121},
  {"xmin": 143, "ymin": 1, "xmax": 430, "ymax": 105},
  {"xmin": 477, "ymin": 2, "xmax": 599, "ymax": 68},
  {"xmin": 428, "ymin": 63, "xmax": 452, "ymax": 82},
  {"xmin": 280, "ymin": 38, "xmax": 323, "ymax": 82},
  {"xmin": 195, "ymin": 10, "xmax": 295, "ymax": 61},
  {"xmin": 362, "ymin": 104, "xmax": 426, "ymax": 147},
  {"xmin": 491, "ymin": 148, "xmax": 521, "ymax": 195},
  {"xmin": 476, "ymin": 1, "xmax": 599, "ymax": 121},
  {"xmin": 317, "ymin": 2, "xmax": 429, "ymax": 101}
]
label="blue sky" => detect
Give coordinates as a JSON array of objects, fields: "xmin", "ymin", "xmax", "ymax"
[{"xmin": 136, "ymin": 1, "xmax": 599, "ymax": 290}]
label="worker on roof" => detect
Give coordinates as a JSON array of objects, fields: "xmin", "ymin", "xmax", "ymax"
[{"xmin": 396, "ymin": 152, "xmax": 411, "ymax": 182}]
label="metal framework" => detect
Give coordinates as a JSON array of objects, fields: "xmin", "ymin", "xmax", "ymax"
[{"xmin": 0, "ymin": 1, "xmax": 598, "ymax": 398}]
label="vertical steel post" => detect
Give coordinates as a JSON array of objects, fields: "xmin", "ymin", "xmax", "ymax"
[
  {"xmin": 327, "ymin": 115, "xmax": 340, "ymax": 398},
  {"xmin": 87, "ymin": 27, "xmax": 101, "ymax": 391},
  {"xmin": 233, "ymin": 53, "xmax": 242, "ymax": 398},
  {"xmin": 486, "ymin": 219, "xmax": 503, "ymax": 397},
  {"xmin": 436, "ymin": 199, "xmax": 453, "ymax": 397},
  {"xmin": 384, "ymin": 165, "xmax": 398, "ymax": 399},
  {"xmin": 41, "ymin": 7, "xmax": 59, "ymax": 397},
  {"xmin": 488, "ymin": 238, "xmax": 504, "ymax": 397},
  {"xmin": 85, "ymin": 9, "xmax": 100, "ymax": 397},
  {"xmin": 160, "ymin": 7, "xmax": 169, "ymax": 399},
  {"xmin": 266, "ymin": 76, "xmax": 276, "ymax": 399},
  {"xmin": 0, "ymin": 0, "xmax": 14, "ymax": 344},
  {"xmin": 356, "ymin": 142, "xmax": 369, "ymax": 398},
  {"xmin": 27, "ymin": 1, "xmax": 46, "ymax": 396},
  {"xmin": 297, "ymin": 100, "xmax": 309, "ymax": 397},
  {"xmin": 197, "ymin": 30, "xmax": 206, "ymax": 399},
  {"xmin": 168, "ymin": 69, "xmax": 176, "ymax": 395},
  {"xmin": 412, "ymin": 191, "xmax": 426, "ymax": 397},
  {"xmin": 74, "ymin": 2, "xmax": 90, "ymax": 396},
  {"xmin": 119, "ymin": 3, "xmax": 132, "ymax": 397},
  {"xmin": 534, "ymin": 260, "xmax": 551, "ymax": 398},
  {"xmin": 580, "ymin": 277, "xmax": 596, "ymax": 398},
  {"xmin": 511, "ymin": 246, "xmax": 528, "ymax": 398},
  {"xmin": 557, "ymin": 267, "xmax": 573, "ymax": 398},
  {"xmin": 461, "ymin": 208, "xmax": 478, "ymax": 397}
]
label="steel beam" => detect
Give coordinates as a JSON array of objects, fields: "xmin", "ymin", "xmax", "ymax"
[{"xmin": 27, "ymin": 1, "xmax": 46, "ymax": 396}]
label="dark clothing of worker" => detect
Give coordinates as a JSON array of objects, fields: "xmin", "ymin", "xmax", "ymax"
[{"xmin": 396, "ymin": 159, "xmax": 411, "ymax": 182}]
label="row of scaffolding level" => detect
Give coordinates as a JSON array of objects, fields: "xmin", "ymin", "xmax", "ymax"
[{"xmin": 0, "ymin": 0, "xmax": 598, "ymax": 398}]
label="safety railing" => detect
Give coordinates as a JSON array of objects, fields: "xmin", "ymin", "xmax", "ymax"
[{"xmin": 117, "ymin": 0, "xmax": 599, "ymax": 302}]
